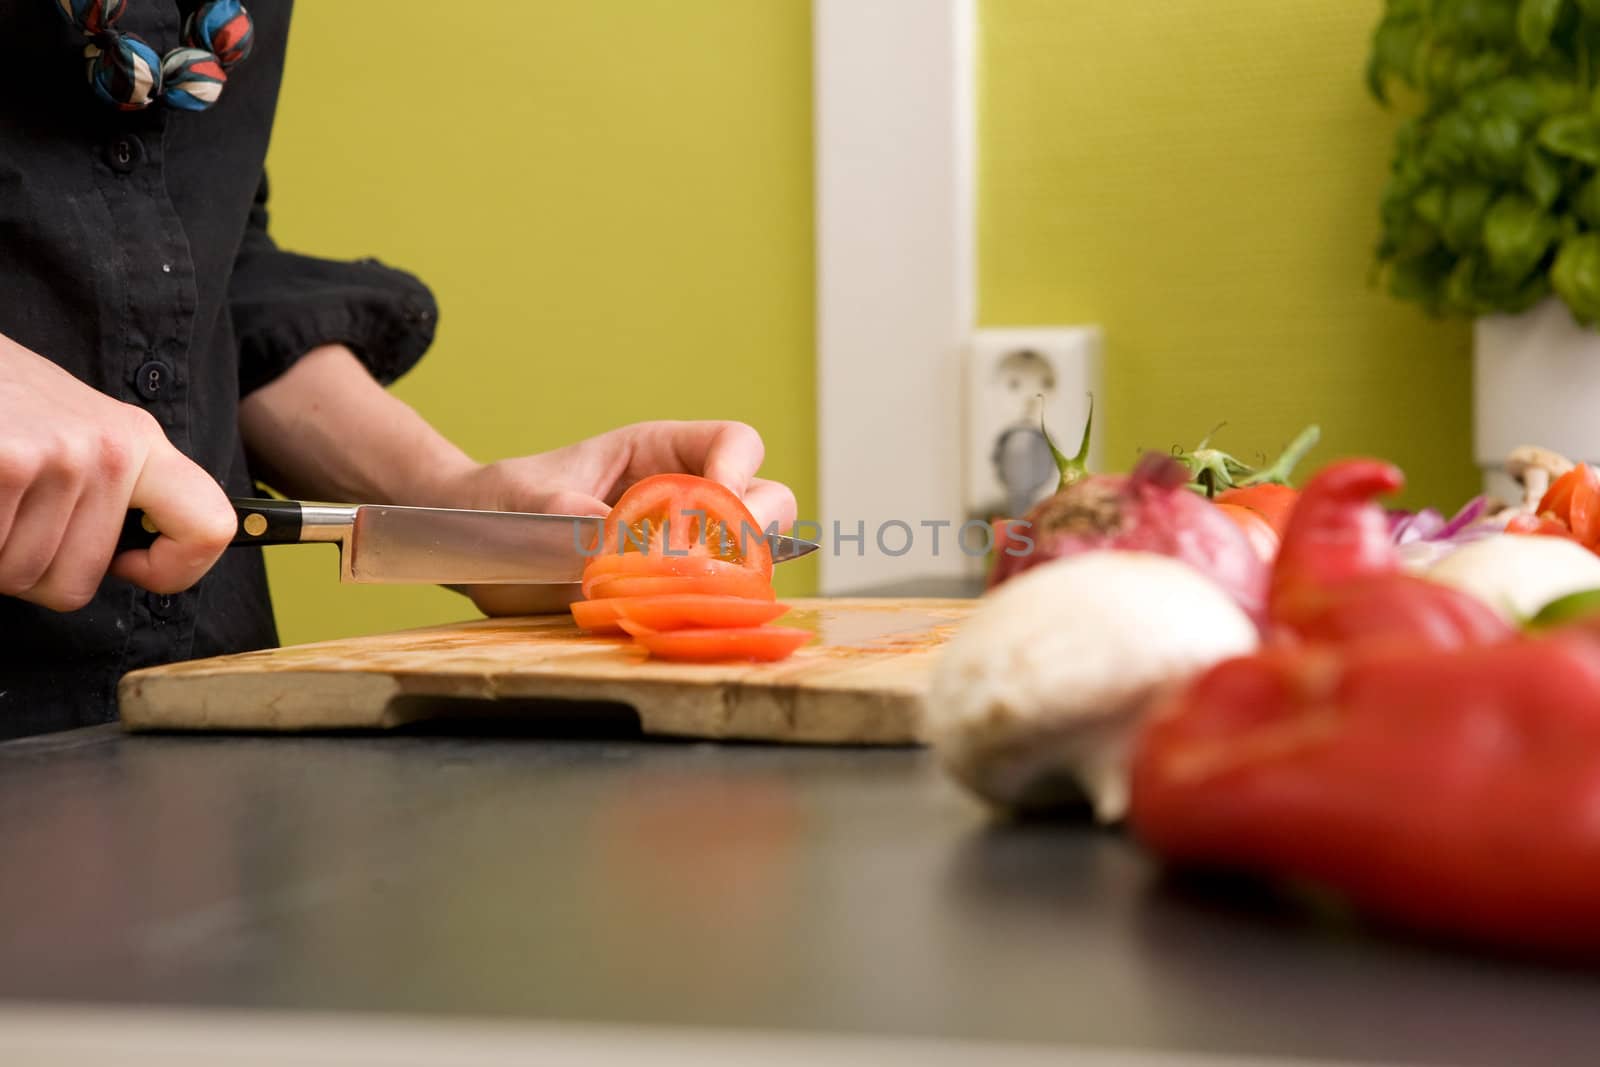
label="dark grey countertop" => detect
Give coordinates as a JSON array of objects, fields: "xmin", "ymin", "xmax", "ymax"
[{"xmin": 1, "ymin": 721, "xmax": 1597, "ymax": 1064}]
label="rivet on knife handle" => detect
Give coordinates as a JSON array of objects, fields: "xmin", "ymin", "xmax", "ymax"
[
  {"xmin": 224, "ymin": 499, "xmax": 305, "ymax": 546},
  {"xmin": 117, "ymin": 498, "xmax": 308, "ymax": 551}
]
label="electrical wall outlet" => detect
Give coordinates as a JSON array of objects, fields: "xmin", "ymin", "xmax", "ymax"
[{"xmin": 962, "ymin": 326, "xmax": 1102, "ymax": 524}]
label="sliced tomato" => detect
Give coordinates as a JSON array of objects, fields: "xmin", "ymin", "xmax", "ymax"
[
  {"xmin": 618, "ymin": 622, "xmax": 812, "ymax": 663},
  {"xmin": 571, "ymin": 598, "xmax": 629, "ymax": 633},
  {"xmin": 571, "ymin": 595, "xmax": 790, "ymax": 634},
  {"xmin": 580, "ymin": 553, "xmax": 757, "ymax": 599},
  {"xmin": 1216, "ymin": 502, "xmax": 1280, "ymax": 564},
  {"xmin": 585, "ymin": 572, "xmax": 777, "ymax": 601},
  {"xmin": 1539, "ymin": 466, "xmax": 1587, "ymax": 521},
  {"xmin": 591, "ymin": 474, "xmax": 773, "ymax": 580},
  {"xmin": 1568, "ymin": 468, "xmax": 1600, "ymax": 546},
  {"xmin": 1505, "ymin": 513, "xmax": 1577, "ymax": 539},
  {"xmin": 1216, "ymin": 483, "xmax": 1299, "ymax": 538},
  {"xmin": 616, "ymin": 596, "xmax": 789, "ymax": 631}
]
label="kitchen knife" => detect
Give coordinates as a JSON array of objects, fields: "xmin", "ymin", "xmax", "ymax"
[{"xmin": 118, "ymin": 498, "xmax": 818, "ymax": 585}]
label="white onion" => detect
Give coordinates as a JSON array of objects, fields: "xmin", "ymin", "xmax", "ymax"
[{"xmin": 1427, "ymin": 534, "xmax": 1600, "ymax": 621}]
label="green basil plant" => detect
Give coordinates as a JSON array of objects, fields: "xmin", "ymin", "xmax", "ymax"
[{"xmin": 1368, "ymin": 0, "xmax": 1600, "ymax": 323}]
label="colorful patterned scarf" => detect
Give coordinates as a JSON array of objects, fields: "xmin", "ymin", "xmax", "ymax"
[{"xmin": 53, "ymin": 0, "xmax": 254, "ymax": 112}]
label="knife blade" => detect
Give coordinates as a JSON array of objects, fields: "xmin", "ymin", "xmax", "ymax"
[{"xmin": 119, "ymin": 498, "xmax": 819, "ymax": 585}]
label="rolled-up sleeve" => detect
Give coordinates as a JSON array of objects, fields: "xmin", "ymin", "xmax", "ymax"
[{"xmin": 229, "ymin": 173, "xmax": 438, "ymax": 396}]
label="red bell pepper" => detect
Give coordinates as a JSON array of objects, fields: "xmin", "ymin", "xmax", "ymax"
[
  {"xmin": 1128, "ymin": 632, "xmax": 1600, "ymax": 956},
  {"xmin": 1268, "ymin": 459, "xmax": 1511, "ymax": 650}
]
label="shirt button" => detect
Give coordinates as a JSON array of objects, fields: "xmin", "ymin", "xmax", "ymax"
[
  {"xmin": 134, "ymin": 360, "xmax": 173, "ymax": 401},
  {"xmin": 146, "ymin": 592, "xmax": 180, "ymax": 620},
  {"xmin": 105, "ymin": 135, "xmax": 145, "ymax": 174}
]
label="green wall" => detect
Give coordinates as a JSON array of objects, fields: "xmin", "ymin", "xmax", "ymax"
[
  {"xmin": 980, "ymin": 1, "xmax": 1477, "ymax": 507},
  {"xmin": 262, "ymin": 1, "xmax": 817, "ymax": 645}
]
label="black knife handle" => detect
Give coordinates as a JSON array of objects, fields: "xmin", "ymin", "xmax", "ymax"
[{"xmin": 118, "ymin": 498, "xmax": 305, "ymax": 552}]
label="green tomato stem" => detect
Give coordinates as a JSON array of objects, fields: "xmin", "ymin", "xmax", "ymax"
[
  {"xmin": 1177, "ymin": 423, "xmax": 1321, "ymax": 495},
  {"xmin": 1183, "ymin": 449, "xmax": 1235, "ymax": 498},
  {"xmin": 1237, "ymin": 424, "xmax": 1323, "ymax": 487}
]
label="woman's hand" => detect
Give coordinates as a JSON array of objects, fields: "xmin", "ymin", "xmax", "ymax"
[
  {"xmin": 0, "ymin": 335, "xmax": 236, "ymax": 611},
  {"xmin": 241, "ymin": 348, "xmax": 797, "ymax": 528},
  {"xmin": 446, "ymin": 421, "xmax": 798, "ymax": 531},
  {"xmin": 444, "ymin": 419, "xmax": 800, "ymax": 614},
  {"xmin": 444, "ymin": 422, "xmax": 799, "ymax": 618},
  {"xmin": 239, "ymin": 346, "xmax": 798, "ymax": 617}
]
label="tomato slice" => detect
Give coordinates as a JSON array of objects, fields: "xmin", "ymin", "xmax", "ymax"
[
  {"xmin": 1216, "ymin": 484, "xmax": 1299, "ymax": 538},
  {"xmin": 579, "ymin": 553, "xmax": 758, "ymax": 599},
  {"xmin": 1216, "ymin": 502, "xmax": 1280, "ymax": 563},
  {"xmin": 617, "ymin": 622, "xmax": 812, "ymax": 663},
  {"xmin": 1506, "ymin": 513, "xmax": 1577, "ymax": 539},
  {"xmin": 1539, "ymin": 466, "xmax": 1587, "ymax": 521},
  {"xmin": 591, "ymin": 474, "xmax": 773, "ymax": 580},
  {"xmin": 1569, "ymin": 468, "xmax": 1600, "ymax": 547},
  {"xmin": 616, "ymin": 596, "xmax": 789, "ymax": 631},
  {"xmin": 585, "ymin": 572, "xmax": 777, "ymax": 601},
  {"xmin": 571, "ymin": 595, "xmax": 790, "ymax": 634},
  {"xmin": 570, "ymin": 598, "xmax": 629, "ymax": 633}
]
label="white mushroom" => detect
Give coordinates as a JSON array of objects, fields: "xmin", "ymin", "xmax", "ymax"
[
  {"xmin": 1427, "ymin": 534, "xmax": 1600, "ymax": 622},
  {"xmin": 928, "ymin": 551, "xmax": 1259, "ymax": 822}
]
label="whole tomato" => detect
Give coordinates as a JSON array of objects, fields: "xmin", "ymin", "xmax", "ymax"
[{"xmin": 1217, "ymin": 483, "xmax": 1299, "ymax": 539}]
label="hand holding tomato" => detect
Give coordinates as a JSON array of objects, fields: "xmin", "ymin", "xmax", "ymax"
[
  {"xmin": 441, "ymin": 420, "xmax": 798, "ymax": 617},
  {"xmin": 237, "ymin": 349, "xmax": 798, "ymax": 616},
  {"xmin": 454, "ymin": 420, "xmax": 796, "ymax": 527}
]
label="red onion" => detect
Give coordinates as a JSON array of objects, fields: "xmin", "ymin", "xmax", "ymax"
[
  {"xmin": 1387, "ymin": 495, "xmax": 1491, "ymax": 546},
  {"xmin": 1389, "ymin": 495, "xmax": 1510, "ymax": 572},
  {"xmin": 1388, "ymin": 507, "xmax": 1445, "ymax": 545},
  {"xmin": 1437, "ymin": 495, "xmax": 1491, "ymax": 538},
  {"xmin": 989, "ymin": 453, "xmax": 1269, "ymax": 622}
]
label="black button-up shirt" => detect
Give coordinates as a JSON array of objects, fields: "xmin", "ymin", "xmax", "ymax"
[{"xmin": 0, "ymin": 1, "xmax": 438, "ymax": 739}]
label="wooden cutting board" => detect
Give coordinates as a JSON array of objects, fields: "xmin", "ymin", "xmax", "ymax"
[{"xmin": 118, "ymin": 598, "xmax": 977, "ymax": 744}]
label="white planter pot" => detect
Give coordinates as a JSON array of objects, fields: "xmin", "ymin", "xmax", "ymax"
[{"xmin": 1474, "ymin": 296, "xmax": 1600, "ymax": 501}]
